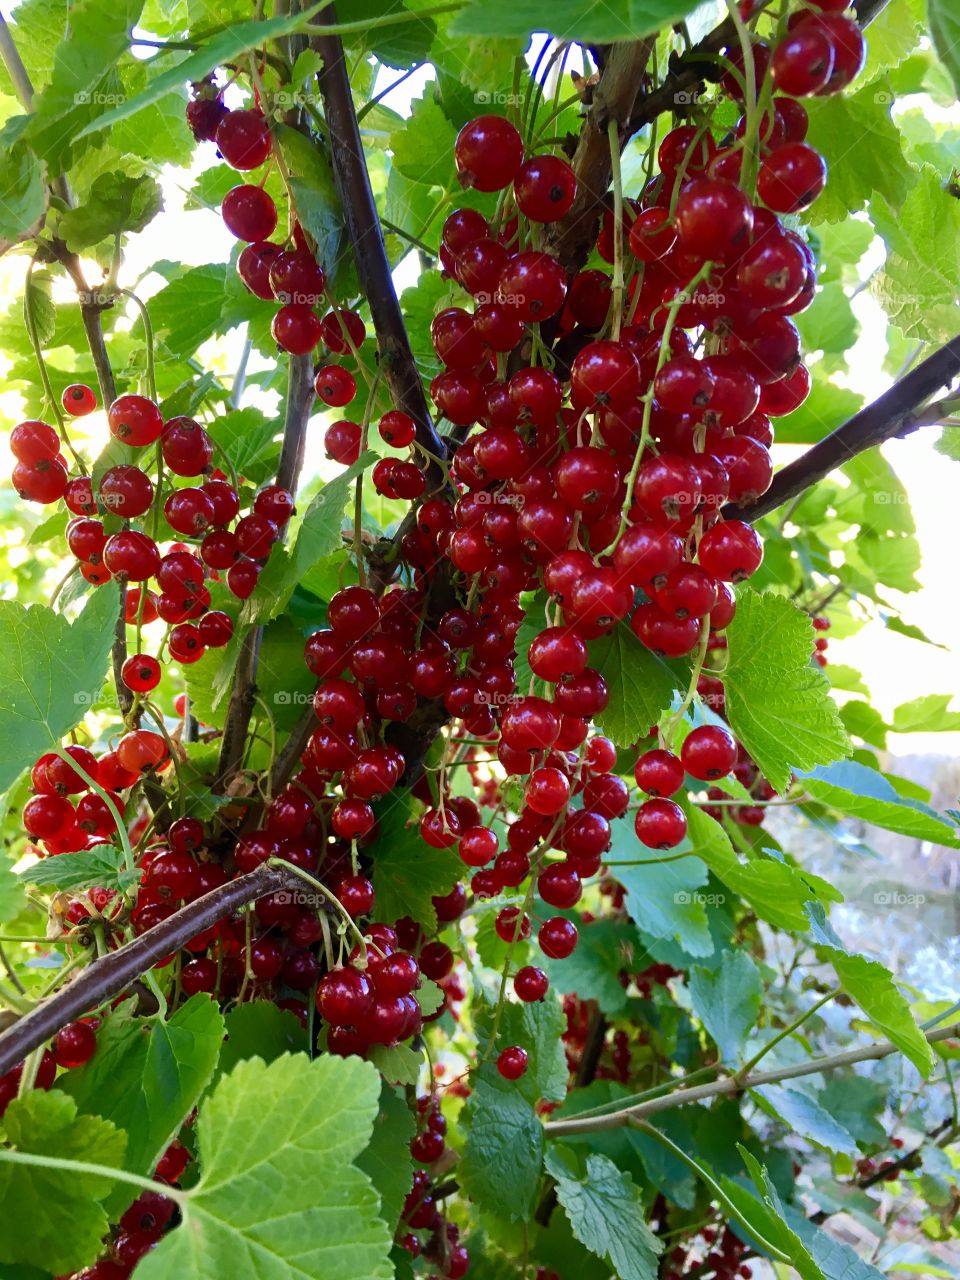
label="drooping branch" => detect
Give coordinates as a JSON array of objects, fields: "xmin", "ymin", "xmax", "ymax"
[
  {"xmin": 0, "ymin": 863, "xmax": 299, "ymax": 1077},
  {"xmin": 727, "ymin": 335, "xmax": 960, "ymax": 524},
  {"xmin": 544, "ymin": 1020, "xmax": 960, "ymax": 1137},
  {"xmin": 216, "ymin": 352, "xmax": 315, "ymax": 787},
  {"xmin": 312, "ymin": 7, "xmax": 448, "ymax": 492}
]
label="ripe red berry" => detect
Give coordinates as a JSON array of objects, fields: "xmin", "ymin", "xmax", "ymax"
[
  {"xmin": 681, "ymin": 725, "xmax": 738, "ymax": 780},
  {"xmin": 121, "ymin": 654, "xmax": 161, "ymax": 692},
  {"xmin": 53, "ymin": 1020, "xmax": 97, "ymax": 1069},
  {"xmin": 454, "ymin": 116, "xmax": 524, "ymax": 192},
  {"xmin": 514, "ymin": 154, "xmax": 577, "ymax": 222},
  {"xmin": 221, "ymin": 184, "xmax": 278, "ymax": 240},
  {"xmin": 539, "ymin": 916, "xmax": 578, "ymax": 959},
  {"xmin": 315, "ymin": 365, "xmax": 357, "ymax": 407},
  {"xmin": 497, "ymin": 1046, "xmax": 529, "ymax": 1080},
  {"xmin": 61, "ymin": 384, "xmax": 97, "ymax": 417},
  {"xmin": 635, "ymin": 798, "xmax": 688, "ymax": 849},
  {"xmin": 216, "ymin": 109, "xmax": 272, "ymax": 170},
  {"xmin": 107, "ymin": 395, "xmax": 163, "ymax": 446},
  {"xmin": 272, "ymin": 304, "xmax": 322, "ymax": 355},
  {"xmin": 514, "ymin": 965, "xmax": 549, "ymax": 1002},
  {"xmin": 161, "ymin": 417, "xmax": 214, "ymax": 477}
]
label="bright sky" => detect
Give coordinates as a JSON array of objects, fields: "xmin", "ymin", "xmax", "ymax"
[{"xmin": 2, "ymin": 53, "xmax": 958, "ymax": 757}]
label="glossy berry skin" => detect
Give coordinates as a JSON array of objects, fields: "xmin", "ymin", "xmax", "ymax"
[
  {"xmin": 539, "ymin": 916, "xmax": 578, "ymax": 959},
  {"xmin": 514, "ymin": 965, "xmax": 549, "ymax": 1003},
  {"xmin": 628, "ymin": 207, "xmax": 677, "ymax": 261},
  {"xmin": 13, "ymin": 458, "xmax": 68, "ymax": 504},
  {"xmin": 61, "ymin": 384, "xmax": 97, "ymax": 416},
  {"xmin": 772, "ymin": 26, "xmax": 834, "ymax": 96},
  {"xmin": 698, "ymin": 519, "xmax": 763, "ymax": 582},
  {"xmin": 10, "ymin": 420, "xmax": 59, "ymax": 465},
  {"xmin": 635, "ymin": 798, "xmax": 688, "ymax": 849},
  {"xmin": 571, "ymin": 340, "xmax": 641, "ymax": 410},
  {"xmin": 121, "ymin": 654, "xmax": 161, "ymax": 692},
  {"xmin": 674, "ymin": 178, "xmax": 754, "ymax": 262},
  {"xmin": 161, "ymin": 417, "xmax": 213, "ymax": 476},
  {"xmin": 758, "ymin": 142, "xmax": 827, "ymax": 213},
  {"xmin": 103, "ymin": 531, "xmax": 161, "ymax": 581},
  {"xmin": 497, "ymin": 1046, "xmax": 529, "ymax": 1080},
  {"xmin": 272, "ymin": 304, "xmax": 322, "ymax": 355},
  {"xmin": 53, "ymin": 1020, "xmax": 97, "ymax": 1069},
  {"xmin": 238, "ymin": 240, "xmax": 283, "ymax": 299},
  {"xmin": 538, "ymin": 862, "xmax": 582, "ymax": 909},
  {"xmin": 499, "ymin": 252, "xmax": 567, "ymax": 323},
  {"xmin": 221, "ymin": 184, "xmax": 277, "ymax": 240},
  {"xmin": 454, "ymin": 116, "xmax": 524, "ymax": 192},
  {"xmin": 514, "ymin": 155, "xmax": 577, "ymax": 222},
  {"xmin": 319, "ymin": 308, "xmax": 366, "ymax": 355},
  {"xmin": 216, "ymin": 109, "xmax": 271, "ymax": 170},
  {"xmin": 107, "ymin": 395, "xmax": 163, "ymax": 447},
  {"xmin": 315, "ymin": 365, "xmax": 357, "ymax": 407},
  {"xmin": 681, "ymin": 725, "xmax": 738, "ymax": 780},
  {"xmin": 99, "ymin": 465, "xmax": 154, "ymax": 518},
  {"xmin": 634, "ymin": 748, "xmax": 684, "ymax": 797},
  {"xmin": 317, "ymin": 967, "xmax": 374, "ymax": 1025}
]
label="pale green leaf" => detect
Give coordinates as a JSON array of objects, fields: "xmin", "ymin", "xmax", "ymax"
[
  {"xmin": 722, "ymin": 590, "xmax": 850, "ymax": 794},
  {"xmin": 451, "ymin": 0, "xmax": 705, "ymax": 43},
  {"xmin": 0, "ymin": 141, "xmax": 47, "ymax": 250},
  {"xmin": 59, "ymin": 171, "xmax": 162, "ymax": 250},
  {"xmin": 892, "ymin": 693, "xmax": 960, "ymax": 733},
  {"xmin": 0, "ymin": 590, "xmax": 119, "ymax": 792},
  {"xmin": 929, "ymin": 0, "xmax": 960, "ymax": 98},
  {"xmin": 689, "ymin": 949, "xmax": 763, "ymax": 1064},
  {"xmin": 753, "ymin": 1085, "xmax": 859, "ymax": 1156},
  {"xmin": 801, "ymin": 760, "xmax": 960, "ymax": 847},
  {"xmin": 136, "ymin": 1053, "xmax": 393, "ymax": 1280},
  {"xmin": 60, "ymin": 995, "xmax": 225, "ymax": 1214},
  {"xmin": 15, "ymin": 844, "xmax": 139, "ymax": 892},
  {"xmin": 0, "ymin": 1090, "xmax": 126, "ymax": 1274}
]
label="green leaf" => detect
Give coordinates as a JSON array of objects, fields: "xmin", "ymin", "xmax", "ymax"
[
  {"xmin": 75, "ymin": 4, "xmax": 328, "ymax": 138},
  {"xmin": 773, "ymin": 377, "xmax": 862, "ymax": 446},
  {"xmin": 370, "ymin": 789, "xmax": 461, "ymax": 931},
  {"xmin": 60, "ymin": 996, "xmax": 224, "ymax": 1213},
  {"xmin": 478, "ymin": 993, "xmax": 568, "ymax": 1105},
  {"xmin": 208, "ymin": 406, "xmax": 279, "ymax": 485},
  {"xmin": 725, "ymin": 1148, "xmax": 822, "ymax": 1279},
  {"xmin": 544, "ymin": 1146, "xmax": 662, "ymax": 1280},
  {"xmin": 816, "ymin": 1076, "xmax": 887, "ymax": 1148},
  {"xmin": 684, "ymin": 805, "xmax": 842, "ymax": 932},
  {"xmin": 136, "ymin": 1053, "xmax": 393, "ymax": 1280},
  {"xmin": 213, "ymin": 1002, "xmax": 307, "ymax": 1085},
  {"xmin": 801, "ymin": 760, "xmax": 960, "ymax": 847},
  {"xmin": 805, "ymin": 82, "xmax": 915, "ymax": 224},
  {"xmin": 25, "ymin": 0, "xmax": 146, "ymax": 170},
  {"xmin": 243, "ymin": 452, "xmax": 376, "ymax": 623},
  {"xmin": 356, "ymin": 1084, "xmax": 416, "ymax": 1231},
  {"xmin": 892, "ymin": 693, "xmax": 960, "ymax": 733},
  {"xmin": 15, "ymin": 844, "xmax": 139, "ymax": 892},
  {"xmin": 722, "ymin": 590, "xmax": 851, "ymax": 794},
  {"xmin": 929, "ymin": 0, "xmax": 960, "ymax": 98},
  {"xmin": 541, "ymin": 917, "xmax": 635, "ymax": 1015},
  {"xmin": 794, "ymin": 283, "xmax": 859, "ymax": 364},
  {"xmin": 688, "ymin": 949, "xmax": 763, "ymax": 1064},
  {"xmin": 390, "ymin": 89, "xmax": 458, "ymax": 187},
  {"xmin": 59, "ymin": 172, "xmax": 162, "ymax": 251},
  {"xmin": 871, "ymin": 167, "xmax": 960, "ymax": 342},
  {"xmin": 367, "ymin": 1041, "xmax": 424, "ymax": 1087},
  {"xmin": 451, "ymin": 0, "xmax": 703, "ymax": 42},
  {"xmin": 0, "ymin": 141, "xmax": 47, "ymax": 251},
  {"xmin": 783, "ymin": 1204, "xmax": 887, "ymax": 1280},
  {"xmin": 814, "ymin": 946, "xmax": 934, "ymax": 1077},
  {"xmin": 753, "ymin": 1085, "xmax": 859, "ymax": 1156},
  {"xmin": 275, "ymin": 124, "xmax": 344, "ymax": 281},
  {"xmin": 587, "ymin": 623, "xmax": 679, "ymax": 748},
  {"xmin": 0, "ymin": 1089, "xmax": 126, "ymax": 1274},
  {"xmin": 140, "ymin": 263, "xmax": 229, "ymax": 362},
  {"xmin": 0, "ymin": 589, "xmax": 119, "ymax": 793},
  {"xmin": 343, "ymin": 0, "xmax": 437, "ymax": 69},
  {"xmin": 461, "ymin": 1065, "xmax": 544, "ymax": 1222},
  {"xmin": 610, "ymin": 825, "xmax": 714, "ymax": 959}
]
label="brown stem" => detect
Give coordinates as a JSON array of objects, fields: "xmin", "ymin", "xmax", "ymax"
[
  {"xmin": 216, "ymin": 353, "xmax": 314, "ymax": 787},
  {"xmin": 727, "ymin": 336, "xmax": 960, "ymax": 524},
  {"xmin": 312, "ymin": 7, "xmax": 448, "ymax": 490},
  {"xmin": 0, "ymin": 864, "xmax": 298, "ymax": 1077}
]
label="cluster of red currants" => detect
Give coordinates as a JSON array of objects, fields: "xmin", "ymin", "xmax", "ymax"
[{"xmin": 188, "ymin": 81, "xmax": 367, "ymax": 360}]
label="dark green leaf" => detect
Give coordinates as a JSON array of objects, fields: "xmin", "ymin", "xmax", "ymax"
[
  {"xmin": 451, "ymin": 0, "xmax": 704, "ymax": 43},
  {"xmin": 59, "ymin": 172, "xmax": 162, "ymax": 250},
  {"xmin": 587, "ymin": 623, "xmax": 679, "ymax": 748},
  {"xmin": 370, "ymin": 789, "xmax": 461, "ymax": 931},
  {"xmin": 214, "ymin": 1002, "xmax": 307, "ymax": 1085},
  {"xmin": 929, "ymin": 0, "xmax": 960, "ymax": 98},
  {"xmin": 356, "ymin": 1085, "xmax": 416, "ymax": 1229},
  {"xmin": 461, "ymin": 1066, "xmax": 544, "ymax": 1222}
]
